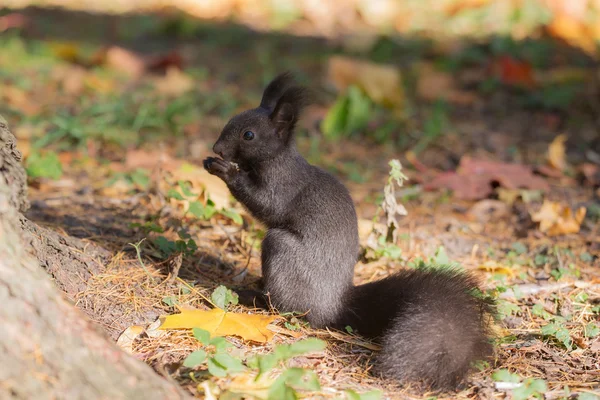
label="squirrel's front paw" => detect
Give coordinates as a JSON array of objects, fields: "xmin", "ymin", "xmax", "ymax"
[{"xmin": 203, "ymin": 157, "xmax": 239, "ymax": 180}]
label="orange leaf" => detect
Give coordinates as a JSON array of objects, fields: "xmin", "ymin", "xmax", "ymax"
[
  {"xmin": 547, "ymin": 134, "xmax": 568, "ymax": 171},
  {"xmin": 531, "ymin": 200, "xmax": 586, "ymax": 236},
  {"xmin": 159, "ymin": 307, "xmax": 279, "ymax": 343},
  {"xmin": 492, "ymin": 56, "xmax": 535, "ymax": 88}
]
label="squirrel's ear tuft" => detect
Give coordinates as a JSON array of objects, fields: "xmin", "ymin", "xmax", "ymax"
[
  {"xmin": 269, "ymin": 86, "xmax": 311, "ymax": 139},
  {"xmin": 260, "ymin": 72, "xmax": 296, "ymax": 111}
]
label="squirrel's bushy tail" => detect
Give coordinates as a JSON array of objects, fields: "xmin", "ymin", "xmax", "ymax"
[{"xmin": 342, "ymin": 267, "xmax": 495, "ymax": 390}]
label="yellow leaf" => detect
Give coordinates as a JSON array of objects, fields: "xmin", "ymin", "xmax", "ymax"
[
  {"xmin": 50, "ymin": 41, "xmax": 81, "ymax": 63},
  {"xmin": 531, "ymin": 200, "xmax": 586, "ymax": 236},
  {"xmin": 327, "ymin": 56, "xmax": 405, "ymax": 109},
  {"xmin": 477, "ymin": 261, "xmax": 518, "ymax": 278},
  {"xmin": 548, "ymin": 134, "xmax": 568, "ymax": 171},
  {"xmin": 159, "ymin": 307, "xmax": 279, "ymax": 343}
]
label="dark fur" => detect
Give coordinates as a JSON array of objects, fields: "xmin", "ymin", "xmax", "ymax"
[{"xmin": 204, "ymin": 73, "xmax": 495, "ymax": 390}]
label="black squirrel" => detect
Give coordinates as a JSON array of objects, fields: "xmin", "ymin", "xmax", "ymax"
[{"xmin": 203, "ymin": 73, "xmax": 495, "ymax": 390}]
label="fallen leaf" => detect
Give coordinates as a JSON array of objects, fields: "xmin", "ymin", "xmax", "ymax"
[
  {"xmin": 327, "ymin": 56, "xmax": 405, "ymax": 109},
  {"xmin": 548, "ymin": 134, "xmax": 568, "ymax": 171},
  {"xmin": 416, "ymin": 62, "xmax": 477, "ymax": 104},
  {"xmin": 146, "ymin": 50, "xmax": 185, "ymax": 73},
  {"xmin": 489, "ymin": 55, "xmax": 535, "ymax": 88},
  {"xmin": 547, "ymin": 13, "xmax": 597, "ymax": 54},
  {"xmin": 50, "ymin": 41, "xmax": 81, "ymax": 63},
  {"xmin": 467, "ymin": 199, "xmax": 509, "ymax": 223},
  {"xmin": 531, "ymin": 200, "xmax": 586, "ymax": 236},
  {"xmin": 166, "ymin": 163, "xmax": 231, "ymax": 209},
  {"xmin": 580, "ymin": 163, "xmax": 600, "ymax": 186},
  {"xmin": 105, "ymin": 46, "xmax": 146, "ymax": 77},
  {"xmin": 159, "ymin": 307, "xmax": 279, "ymax": 343},
  {"xmin": 424, "ymin": 157, "xmax": 549, "ymax": 200},
  {"xmin": 0, "ymin": 12, "xmax": 27, "ymax": 32},
  {"xmin": 116, "ymin": 325, "xmax": 145, "ymax": 354},
  {"xmin": 477, "ymin": 261, "xmax": 518, "ymax": 278},
  {"xmin": 497, "ymin": 188, "xmax": 543, "ymax": 206},
  {"xmin": 357, "ymin": 218, "xmax": 386, "ymax": 242},
  {"xmin": 153, "ymin": 66, "xmax": 195, "ymax": 96},
  {"xmin": 1, "ymin": 84, "xmax": 40, "ymax": 116}
]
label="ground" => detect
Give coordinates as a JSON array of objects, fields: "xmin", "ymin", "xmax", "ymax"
[{"xmin": 1, "ymin": 7, "xmax": 599, "ymax": 400}]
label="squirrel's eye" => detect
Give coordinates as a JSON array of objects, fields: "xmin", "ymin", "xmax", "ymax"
[{"xmin": 243, "ymin": 131, "xmax": 255, "ymax": 141}]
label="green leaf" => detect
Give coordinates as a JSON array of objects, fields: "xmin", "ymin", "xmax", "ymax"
[
  {"xmin": 541, "ymin": 323, "xmax": 573, "ymax": 350},
  {"xmin": 531, "ymin": 304, "xmax": 552, "ymax": 320},
  {"xmin": 281, "ymin": 368, "xmax": 320, "ymax": 391},
  {"xmin": 212, "ymin": 353, "xmax": 245, "ymax": 373},
  {"xmin": 220, "ymin": 208, "xmax": 243, "ymax": 225},
  {"xmin": 345, "ymin": 389, "xmax": 383, "ymax": 400},
  {"xmin": 268, "ymin": 380, "xmax": 297, "ymax": 400},
  {"xmin": 207, "ymin": 357, "xmax": 228, "ymax": 377},
  {"xmin": 130, "ymin": 169, "xmax": 150, "ymax": 188},
  {"xmin": 211, "ymin": 285, "xmax": 239, "ymax": 310},
  {"xmin": 183, "ymin": 350, "xmax": 207, "ymax": 368},
  {"xmin": 210, "ymin": 336, "xmax": 234, "ymax": 352},
  {"xmin": 192, "ymin": 328, "xmax": 211, "ymax": 345},
  {"xmin": 154, "ymin": 236, "xmax": 176, "ymax": 257},
  {"xmin": 584, "ymin": 323, "xmax": 599, "ymax": 338},
  {"xmin": 178, "ymin": 180, "xmax": 196, "ymax": 197},
  {"xmin": 345, "ymin": 86, "xmax": 371, "ymax": 133},
  {"xmin": 26, "ymin": 151, "xmax": 63, "ymax": 180},
  {"xmin": 188, "ymin": 201, "xmax": 206, "ymax": 219},
  {"xmin": 511, "ymin": 242, "xmax": 528, "ymax": 255},
  {"xmin": 268, "ymin": 368, "xmax": 320, "ymax": 399},
  {"xmin": 433, "ymin": 246, "xmax": 449, "ymax": 265},
  {"xmin": 497, "ymin": 300, "xmax": 520, "ymax": 319},
  {"xmin": 321, "ymin": 94, "xmax": 349, "ymax": 139},
  {"xmin": 492, "ymin": 369, "xmax": 520, "ymax": 383},
  {"xmin": 167, "ymin": 188, "xmax": 185, "ymax": 200},
  {"xmin": 512, "ymin": 378, "xmax": 547, "ymax": 400},
  {"xmin": 162, "ymin": 296, "xmax": 177, "ymax": 307},
  {"xmin": 256, "ymin": 353, "xmax": 279, "ymax": 375},
  {"xmin": 578, "ymin": 393, "xmax": 600, "ymax": 400},
  {"xmin": 288, "ymin": 339, "xmax": 327, "ymax": 356}
]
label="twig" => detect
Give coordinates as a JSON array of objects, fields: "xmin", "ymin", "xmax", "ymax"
[{"xmin": 128, "ymin": 238, "xmax": 156, "ymax": 283}]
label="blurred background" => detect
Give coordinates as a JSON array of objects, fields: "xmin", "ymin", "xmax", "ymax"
[{"xmin": 1, "ymin": 2, "xmax": 599, "ymax": 398}]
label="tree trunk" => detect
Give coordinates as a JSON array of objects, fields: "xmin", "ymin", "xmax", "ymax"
[{"xmin": 0, "ymin": 116, "xmax": 190, "ymax": 399}]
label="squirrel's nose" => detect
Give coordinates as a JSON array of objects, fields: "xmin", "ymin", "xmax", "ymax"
[{"xmin": 212, "ymin": 142, "xmax": 224, "ymax": 158}]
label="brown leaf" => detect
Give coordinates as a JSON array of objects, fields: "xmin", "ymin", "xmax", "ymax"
[
  {"xmin": 327, "ymin": 56, "xmax": 405, "ymax": 109},
  {"xmin": 548, "ymin": 134, "xmax": 568, "ymax": 171},
  {"xmin": 105, "ymin": 46, "xmax": 146, "ymax": 77},
  {"xmin": 580, "ymin": 163, "xmax": 600, "ymax": 186},
  {"xmin": 531, "ymin": 200, "xmax": 586, "ymax": 236},
  {"xmin": 116, "ymin": 325, "xmax": 145, "ymax": 354},
  {"xmin": 416, "ymin": 62, "xmax": 477, "ymax": 104},
  {"xmin": 424, "ymin": 157, "xmax": 549, "ymax": 200},
  {"xmin": 153, "ymin": 67, "xmax": 194, "ymax": 96}
]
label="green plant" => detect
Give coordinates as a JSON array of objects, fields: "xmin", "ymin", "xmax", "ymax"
[
  {"xmin": 183, "ymin": 327, "xmax": 327, "ymax": 400},
  {"xmin": 25, "ymin": 151, "xmax": 62, "ymax": 180},
  {"xmin": 321, "ymin": 85, "xmax": 372, "ymax": 139},
  {"xmin": 211, "ymin": 285, "xmax": 239, "ymax": 310},
  {"xmin": 492, "ymin": 369, "xmax": 547, "ymax": 400}
]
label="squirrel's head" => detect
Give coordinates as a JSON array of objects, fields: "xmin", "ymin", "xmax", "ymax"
[{"xmin": 212, "ymin": 72, "xmax": 309, "ymax": 166}]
